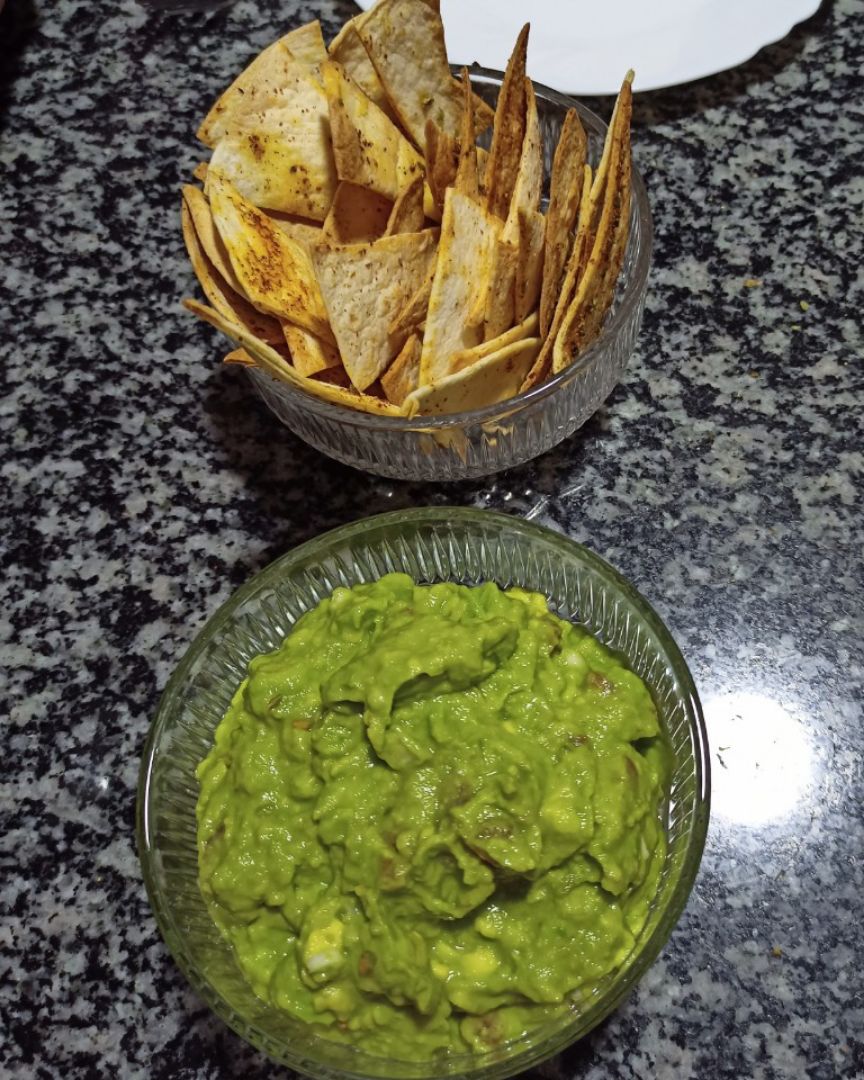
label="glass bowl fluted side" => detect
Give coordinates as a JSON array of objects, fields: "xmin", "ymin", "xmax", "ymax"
[
  {"xmin": 246, "ymin": 70, "xmax": 653, "ymax": 481},
  {"xmin": 137, "ymin": 509, "xmax": 708, "ymax": 1080}
]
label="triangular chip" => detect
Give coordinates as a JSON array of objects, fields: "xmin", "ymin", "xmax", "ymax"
[
  {"xmin": 328, "ymin": 21, "xmax": 398, "ymax": 122},
  {"xmin": 450, "ymin": 311, "xmax": 538, "ymax": 373},
  {"xmin": 553, "ymin": 76, "xmax": 632, "ymax": 373},
  {"xmin": 282, "ymin": 323, "xmax": 341, "ymax": 377},
  {"xmin": 312, "ymin": 229, "xmax": 439, "ymax": 391},
  {"xmin": 193, "ymin": 162, "xmax": 208, "ymax": 183},
  {"xmin": 197, "ymin": 25, "xmax": 326, "ymax": 148},
  {"xmin": 323, "ymin": 181, "xmax": 393, "ymax": 243},
  {"xmin": 381, "ymin": 333, "xmax": 422, "ymax": 404},
  {"xmin": 483, "ymin": 238, "xmax": 519, "ymax": 342},
  {"xmin": 356, "ymin": 0, "xmax": 493, "ymax": 152},
  {"xmin": 184, "ymin": 299, "xmax": 402, "ymax": 415},
  {"xmin": 385, "ymin": 175, "xmax": 426, "ymax": 236},
  {"xmin": 514, "ymin": 208, "xmax": 545, "ymax": 322},
  {"xmin": 182, "ymin": 184, "xmax": 244, "ymax": 296},
  {"xmin": 181, "ymin": 195, "xmax": 283, "ymax": 345},
  {"xmin": 484, "ymin": 23, "xmax": 529, "ymax": 221},
  {"xmin": 405, "ymin": 337, "xmax": 541, "ymax": 416},
  {"xmin": 208, "ymin": 173, "xmax": 333, "ymax": 342},
  {"xmin": 521, "ymin": 162, "xmax": 593, "ymax": 391},
  {"xmin": 266, "ymin": 213, "xmax": 325, "ymax": 250},
  {"xmin": 503, "ymin": 78, "xmax": 542, "ymax": 228},
  {"xmin": 454, "ymin": 69, "xmax": 479, "ymax": 200},
  {"xmin": 424, "ymin": 120, "xmax": 458, "ymax": 216},
  {"xmin": 224, "ymin": 347, "xmax": 255, "ymax": 365},
  {"xmin": 388, "ymin": 265, "xmax": 434, "ymax": 336},
  {"xmin": 322, "ymin": 60, "xmax": 435, "ymax": 217},
  {"xmin": 207, "ymin": 62, "xmax": 337, "ymax": 219},
  {"xmin": 539, "ymin": 107, "xmax": 587, "ymax": 337},
  {"xmin": 421, "ymin": 189, "xmax": 501, "ymax": 383}
]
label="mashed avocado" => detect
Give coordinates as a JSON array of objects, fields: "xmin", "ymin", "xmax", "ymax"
[{"xmin": 196, "ymin": 574, "xmax": 670, "ymax": 1058}]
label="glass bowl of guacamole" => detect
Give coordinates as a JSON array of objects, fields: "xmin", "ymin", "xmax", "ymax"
[{"xmin": 138, "ymin": 508, "xmax": 709, "ymax": 1079}]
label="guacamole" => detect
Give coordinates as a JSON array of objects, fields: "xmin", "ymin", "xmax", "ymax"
[{"xmin": 196, "ymin": 575, "xmax": 670, "ymax": 1057}]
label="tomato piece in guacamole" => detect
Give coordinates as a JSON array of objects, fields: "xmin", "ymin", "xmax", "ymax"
[{"xmin": 196, "ymin": 575, "xmax": 670, "ymax": 1058}]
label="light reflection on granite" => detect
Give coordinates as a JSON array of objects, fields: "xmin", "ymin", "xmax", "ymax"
[{"xmin": 2, "ymin": 0, "xmax": 863, "ymax": 1076}]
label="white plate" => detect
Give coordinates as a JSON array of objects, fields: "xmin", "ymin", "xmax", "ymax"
[{"xmin": 354, "ymin": 0, "xmax": 821, "ymax": 95}]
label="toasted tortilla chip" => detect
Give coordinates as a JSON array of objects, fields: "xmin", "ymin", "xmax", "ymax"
[
  {"xmin": 514, "ymin": 208, "xmax": 545, "ymax": 321},
  {"xmin": 356, "ymin": 0, "xmax": 493, "ymax": 151},
  {"xmin": 385, "ymin": 175, "xmax": 426, "ymax": 236},
  {"xmin": 224, "ymin": 347, "xmax": 256, "ymax": 366},
  {"xmin": 421, "ymin": 189, "xmax": 501, "ymax": 383},
  {"xmin": 553, "ymin": 77, "xmax": 632, "ymax": 373},
  {"xmin": 405, "ymin": 337, "xmax": 541, "ymax": 416},
  {"xmin": 484, "ymin": 23, "xmax": 529, "ymax": 220},
  {"xmin": 539, "ymin": 108, "xmax": 587, "ymax": 337},
  {"xmin": 181, "ymin": 195, "xmax": 284, "ymax": 345},
  {"xmin": 182, "ymin": 184, "xmax": 244, "ymax": 296},
  {"xmin": 184, "ymin": 299, "xmax": 402, "ymax": 415},
  {"xmin": 282, "ymin": 323, "xmax": 341, "ymax": 377},
  {"xmin": 208, "ymin": 173, "xmax": 333, "ymax": 342},
  {"xmin": 521, "ymin": 162, "xmax": 593, "ymax": 391},
  {"xmin": 328, "ymin": 21, "xmax": 398, "ymax": 122},
  {"xmin": 197, "ymin": 25, "xmax": 327, "ymax": 147},
  {"xmin": 266, "ymin": 213, "xmax": 325, "ymax": 251},
  {"xmin": 282, "ymin": 20, "xmax": 327, "ymax": 68},
  {"xmin": 388, "ymin": 265, "xmax": 434, "ymax": 336},
  {"xmin": 312, "ymin": 229, "xmax": 439, "ymax": 391},
  {"xmin": 323, "ymin": 181, "xmax": 393, "ymax": 243},
  {"xmin": 193, "ymin": 162, "xmax": 208, "ymax": 183},
  {"xmin": 454, "ymin": 69, "xmax": 479, "ymax": 200},
  {"xmin": 207, "ymin": 63, "xmax": 337, "ymax": 220},
  {"xmin": 381, "ymin": 333, "xmax": 422, "ymax": 404},
  {"xmin": 424, "ymin": 120, "xmax": 459, "ymax": 215},
  {"xmin": 322, "ymin": 60, "xmax": 436, "ymax": 217},
  {"xmin": 451, "ymin": 311, "xmax": 538, "ymax": 373},
  {"xmin": 483, "ymin": 237, "xmax": 519, "ymax": 341}
]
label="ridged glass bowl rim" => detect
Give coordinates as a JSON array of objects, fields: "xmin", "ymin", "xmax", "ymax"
[
  {"xmin": 137, "ymin": 508, "xmax": 709, "ymax": 1079},
  {"xmin": 247, "ymin": 68, "xmax": 654, "ymax": 431}
]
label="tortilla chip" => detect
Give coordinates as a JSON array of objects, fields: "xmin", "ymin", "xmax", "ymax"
[
  {"xmin": 514, "ymin": 208, "xmax": 545, "ymax": 321},
  {"xmin": 184, "ymin": 299, "xmax": 402, "ymax": 415},
  {"xmin": 312, "ymin": 229, "xmax": 439, "ymax": 391},
  {"xmin": 281, "ymin": 20, "xmax": 327, "ymax": 68},
  {"xmin": 539, "ymin": 108, "xmax": 587, "ymax": 337},
  {"xmin": 224, "ymin": 347, "xmax": 256, "ymax": 366},
  {"xmin": 208, "ymin": 173, "xmax": 333, "ymax": 342},
  {"xmin": 182, "ymin": 184, "xmax": 244, "ymax": 296},
  {"xmin": 266, "ymin": 213, "xmax": 325, "ymax": 251},
  {"xmin": 421, "ymin": 189, "xmax": 501, "ymax": 383},
  {"xmin": 207, "ymin": 63, "xmax": 337, "ymax": 220},
  {"xmin": 405, "ymin": 337, "xmax": 541, "ymax": 416},
  {"xmin": 424, "ymin": 120, "xmax": 458, "ymax": 215},
  {"xmin": 381, "ymin": 332, "xmax": 422, "ymax": 404},
  {"xmin": 197, "ymin": 39, "xmax": 293, "ymax": 148},
  {"xmin": 356, "ymin": 0, "xmax": 493, "ymax": 151},
  {"xmin": 520, "ymin": 162, "xmax": 593, "ymax": 391},
  {"xmin": 388, "ymin": 265, "xmax": 434, "ymax": 336},
  {"xmin": 323, "ymin": 181, "xmax": 393, "ymax": 243},
  {"xmin": 553, "ymin": 77, "xmax": 632, "ymax": 373},
  {"xmin": 484, "ymin": 23, "xmax": 529, "ymax": 221},
  {"xmin": 181, "ymin": 195, "xmax": 284, "ymax": 345},
  {"xmin": 454, "ymin": 69, "xmax": 479, "ymax": 200},
  {"xmin": 450, "ymin": 311, "xmax": 538, "ymax": 373},
  {"xmin": 503, "ymin": 78, "xmax": 542, "ymax": 228},
  {"xmin": 328, "ymin": 21, "xmax": 398, "ymax": 122},
  {"xmin": 193, "ymin": 162, "xmax": 208, "ymax": 183},
  {"xmin": 483, "ymin": 237, "xmax": 519, "ymax": 341},
  {"xmin": 322, "ymin": 60, "xmax": 435, "ymax": 217},
  {"xmin": 282, "ymin": 323, "xmax": 341, "ymax": 377},
  {"xmin": 385, "ymin": 175, "xmax": 426, "ymax": 236}
]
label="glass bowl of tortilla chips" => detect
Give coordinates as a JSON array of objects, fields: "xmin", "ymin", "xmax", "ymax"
[
  {"xmin": 237, "ymin": 71, "xmax": 651, "ymax": 481},
  {"xmin": 138, "ymin": 508, "xmax": 708, "ymax": 1079}
]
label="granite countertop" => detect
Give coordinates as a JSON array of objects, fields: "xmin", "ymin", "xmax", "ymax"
[{"xmin": 3, "ymin": 0, "xmax": 862, "ymax": 1076}]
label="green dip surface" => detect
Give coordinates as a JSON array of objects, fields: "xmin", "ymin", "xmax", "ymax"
[{"xmin": 196, "ymin": 574, "xmax": 670, "ymax": 1058}]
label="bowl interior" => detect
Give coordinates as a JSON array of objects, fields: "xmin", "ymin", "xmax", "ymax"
[{"xmin": 138, "ymin": 509, "xmax": 708, "ymax": 1080}]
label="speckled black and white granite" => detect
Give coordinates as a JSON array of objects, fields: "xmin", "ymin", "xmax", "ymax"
[{"xmin": 2, "ymin": 0, "xmax": 863, "ymax": 1076}]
